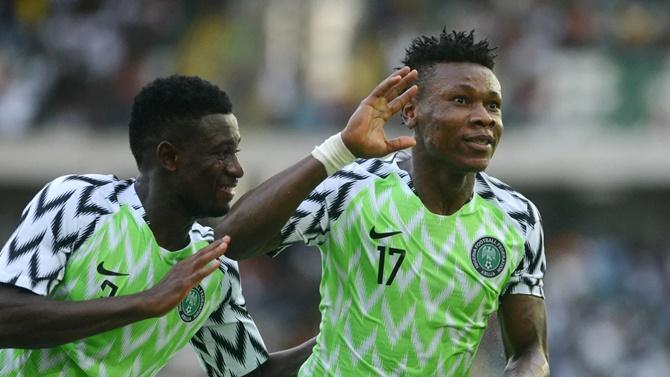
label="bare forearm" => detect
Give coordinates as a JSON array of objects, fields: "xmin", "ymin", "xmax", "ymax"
[
  {"xmin": 219, "ymin": 156, "xmax": 326, "ymax": 260},
  {"xmin": 0, "ymin": 285, "xmax": 151, "ymax": 348},
  {"xmin": 244, "ymin": 337, "xmax": 316, "ymax": 377},
  {"xmin": 219, "ymin": 69, "xmax": 419, "ymax": 260},
  {"xmin": 499, "ymin": 295, "xmax": 549, "ymax": 377},
  {"xmin": 1, "ymin": 237, "xmax": 228, "ymax": 348}
]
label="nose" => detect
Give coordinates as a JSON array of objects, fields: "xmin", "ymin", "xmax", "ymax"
[
  {"xmin": 469, "ymin": 103, "xmax": 496, "ymax": 128},
  {"xmin": 225, "ymin": 155, "xmax": 244, "ymax": 178}
]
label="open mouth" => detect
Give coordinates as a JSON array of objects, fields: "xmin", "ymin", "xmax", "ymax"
[
  {"xmin": 463, "ymin": 134, "xmax": 494, "ymax": 146},
  {"xmin": 217, "ymin": 185, "xmax": 237, "ymax": 197}
]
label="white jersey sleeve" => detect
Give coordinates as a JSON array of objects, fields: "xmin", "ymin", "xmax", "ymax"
[
  {"xmin": 190, "ymin": 258, "xmax": 269, "ymax": 377},
  {"xmin": 275, "ymin": 158, "xmax": 398, "ymax": 255},
  {"xmin": 276, "ymin": 175, "xmax": 339, "ymax": 249},
  {"xmin": 503, "ymin": 201, "xmax": 546, "ymax": 298},
  {"xmin": 0, "ymin": 175, "xmax": 115, "ymax": 295}
]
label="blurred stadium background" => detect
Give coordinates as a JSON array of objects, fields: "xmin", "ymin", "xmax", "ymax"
[{"xmin": 1, "ymin": 1, "xmax": 669, "ymax": 376}]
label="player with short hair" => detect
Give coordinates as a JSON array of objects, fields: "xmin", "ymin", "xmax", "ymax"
[
  {"xmin": 222, "ymin": 30, "xmax": 549, "ymax": 376},
  {"xmin": 0, "ymin": 71, "xmax": 419, "ymax": 377}
]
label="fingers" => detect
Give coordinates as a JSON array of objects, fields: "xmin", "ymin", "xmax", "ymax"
[
  {"xmin": 197, "ymin": 259, "xmax": 221, "ymax": 280},
  {"xmin": 384, "ymin": 70, "xmax": 418, "ymax": 103},
  {"xmin": 388, "ymin": 84, "xmax": 418, "ymax": 114},
  {"xmin": 192, "ymin": 236, "xmax": 229, "ymax": 268},
  {"xmin": 190, "ymin": 237, "xmax": 229, "ymax": 283},
  {"xmin": 386, "ymin": 135, "xmax": 416, "ymax": 153},
  {"xmin": 369, "ymin": 66, "xmax": 412, "ymax": 99}
]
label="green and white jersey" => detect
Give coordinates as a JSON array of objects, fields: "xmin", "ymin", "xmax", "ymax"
[
  {"xmin": 0, "ymin": 175, "xmax": 268, "ymax": 377},
  {"xmin": 276, "ymin": 152, "xmax": 546, "ymax": 377}
]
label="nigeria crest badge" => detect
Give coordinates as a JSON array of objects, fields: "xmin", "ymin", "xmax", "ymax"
[
  {"xmin": 471, "ymin": 237, "xmax": 506, "ymax": 278},
  {"xmin": 178, "ymin": 285, "xmax": 205, "ymax": 322}
]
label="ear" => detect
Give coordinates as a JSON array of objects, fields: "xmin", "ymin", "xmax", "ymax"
[
  {"xmin": 156, "ymin": 141, "xmax": 180, "ymax": 172},
  {"xmin": 401, "ymin": 99, "xmax": 418, "ymax": 130}
]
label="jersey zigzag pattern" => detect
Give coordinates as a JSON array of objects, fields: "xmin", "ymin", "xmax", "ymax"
[
  {"xmin": 275, "ymin": 151, "xmax": 547, "ymax": 376},
  {"xmin": 278, "ymin": 151, "xmax": 545, "ymax": 297},
  {"xmin": 0, "ymin": 174, "xmax": 268, "ymax": 377},
  {"xmin": 0, "ymin": 174, "xmax": 123, "ymax": 295}
]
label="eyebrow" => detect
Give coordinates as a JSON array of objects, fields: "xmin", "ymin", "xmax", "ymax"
[
  {"xmin": 449, "ymin": 84, "xmax": 502, "ymax": 99},
  {"xmin": 210, "ymin": 138, "xmax": 239, "ymax": 151}
]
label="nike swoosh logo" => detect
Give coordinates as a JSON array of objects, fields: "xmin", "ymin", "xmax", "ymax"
[
  {"xmin": 97, "ymin": 262, "xmax": 129, "ymax": 277},
  {"xmin": 369, "ymin": 226, "xmax": 402, "ymax": 240}
]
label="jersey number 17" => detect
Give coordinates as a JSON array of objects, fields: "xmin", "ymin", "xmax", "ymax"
[{"xmin": 376, "ymin": 246, "xmax": 406, "ymax": 285}]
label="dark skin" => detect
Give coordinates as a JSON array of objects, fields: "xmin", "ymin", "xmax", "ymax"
[
  {"xmin": 0, "ymin": 112, "xmax": 315, "ymax": 376},
  {"xmin": 0, "ymin": 238, "xmax": 228, "ymax": 349},
  {"xmin": 0, "ymin": 114, "xmax": 239, "ymax": 349},
  {"xmin": 136, "ymin": 113, "xmax": 316, "ymax": 376},
  {"xmin": 499, "ymin": 295, "xmax": 550, "ymax": 377},
  {"xmin": 222, "ymin": 63, "xmax": 547, "ymax": 375},
  {"xmin": 0, "ymin": 66, "xmax": 418, "ymax": 372},
  {"xmin": 401, "ymin": 62, "xmax": 548, "ymax": 376},
  {"xmin": 220, "ymin": 67, "xmax": 419, "ymax": 259}
]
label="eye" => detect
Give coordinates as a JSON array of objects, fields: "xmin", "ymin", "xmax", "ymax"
[
  {"xmin": 453, "ymin": 96, "xmax": 467, "ymax": 104},
  {"xmin": 487, "ymin": 101, "xmax": 501, "ymax": 111},
  {"xmin": 214, "ymin": 151, "xmax": 230, "ymax": 159},
  {"xmin": 215, "ymin": 148, "xmax": 241, "ymax": 161}
]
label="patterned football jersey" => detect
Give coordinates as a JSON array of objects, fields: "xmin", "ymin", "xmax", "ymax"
[
  {"xmin": 275, "ymin": 152, "xmax": 545, "ymax": 376},
  {"xmin": 0, "ymin": 175, "xmax": 268, "ymax": 377}
]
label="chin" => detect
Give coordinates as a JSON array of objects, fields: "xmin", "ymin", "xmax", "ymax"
[
  {"xmin": 459, "ymin": 159, "xmax": 490, "ymax": 173},
  {"xmin": 194, "ymin": 203, "xmax": 230, "ymax": 219}
]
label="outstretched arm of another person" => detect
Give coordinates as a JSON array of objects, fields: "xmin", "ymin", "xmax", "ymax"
[
  {"xmin": 0, "ymin": 238, "xmax": 229, "ymax": 349},
  {"xmin": 219, "ymin": 67, "xmax": 419, "ymax": 260},
  {"xmin": 499, "ymin": 294, "xmax": 550, "ymax": 377}
]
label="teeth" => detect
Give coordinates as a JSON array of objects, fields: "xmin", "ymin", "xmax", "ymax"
[{"xmin": 220, "ymin": 186, "xmax": 236, "ymax": 195}]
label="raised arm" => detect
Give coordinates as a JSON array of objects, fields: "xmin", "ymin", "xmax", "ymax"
[
  {"xmin": 0, "ymin": 238, "xmax": 228, "ymax": 348},
  {"xmin": 499, "ymin": 294, "xmax": 550, "ymax": 377},
  {"xmin": 219, "ymin": 67, "xmax": 418, "ymax": 260}
]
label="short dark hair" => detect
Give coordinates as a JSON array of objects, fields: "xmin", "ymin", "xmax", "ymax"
[
  {"xmin": 128, "ymin": 75, "xmax": 233, "ymax": 167},
  {"xmin": 402, "ymin": 29, "xmax": 497, "ymax": 84}
]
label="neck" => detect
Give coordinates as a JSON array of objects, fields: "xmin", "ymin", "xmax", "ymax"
[
  {"xmin": 402, "ymin": 149, "xmax": 476, "ymax": 216},
  {"xmin": 135, "ymin": 172, "xmax": 195, "ymax": 251}
]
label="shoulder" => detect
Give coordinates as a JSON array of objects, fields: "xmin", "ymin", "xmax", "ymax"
[
  {"xmin": 47, "ymin": 174, "xmax": 132, "ymax": 209},
  {"xmin": 325, "ymin": 152, "xmax": 409, "ymax": 191},
  {"xmin": 0, "ymin": 175, "xmax": 132, "ymax": 294},
  {"xmin": 314, "ymin": 153, "xmax": 409, "ymax": 212},
  {"xmin": 23, "ymin": 174, "xmax": 132, "ymax": 226},
  {"xmin": 352, "ymin": 151, "xmax": 409, "ymax": 179},
  {"xmin": 475, "ymin": 172, "xmax": 541, "ymax": 234}
]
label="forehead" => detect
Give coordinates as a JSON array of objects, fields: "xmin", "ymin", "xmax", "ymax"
[
  {"xmin": 425, "ymin": 62, "xmax": 501, "ymax": 97},
  {"xmin": 195, "ymin": 113, "xmax": 241, "ymax": 145}
]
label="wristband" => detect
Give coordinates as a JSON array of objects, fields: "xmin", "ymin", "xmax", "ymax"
[{"xmin": 311, "ymin": 132, "xmax": 356, "ymax": 176}]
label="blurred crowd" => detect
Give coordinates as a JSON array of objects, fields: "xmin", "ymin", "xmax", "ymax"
[
  {"xmin": 1, "ymin": 1, "xmax": 669, "ymax": 376},
  {"xmin": 2, "ymin": 0, "xmax": 670, "ymax": 135}
]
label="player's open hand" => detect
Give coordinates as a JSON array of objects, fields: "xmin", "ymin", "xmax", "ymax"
[
  {"xmin": 141, "ymin": 236, "xmax": 229, "ymax": 317},
  {"xmin": 341, "ymin": 67, "xmax": 418, "ymax": 158}
]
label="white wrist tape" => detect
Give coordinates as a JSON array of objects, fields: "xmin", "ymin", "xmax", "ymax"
[{"xmin": 311, "ymin": 132, "xmax": 356, "ymax": 176}]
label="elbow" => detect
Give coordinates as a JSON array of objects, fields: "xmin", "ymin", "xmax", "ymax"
[
  {"xmin": 543, "ymin": 358, "xmax": 551, "ymax": 377},
  {"xmin": 504, "ymin": 353, "xmax": 550, "ymax": 377}
]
